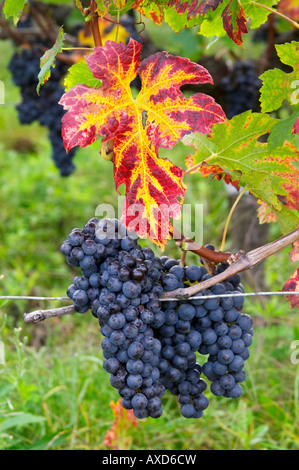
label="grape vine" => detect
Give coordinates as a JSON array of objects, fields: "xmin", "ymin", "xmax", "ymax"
[{"xmin": 1, "ymin": 0, "xmax": 299, "ymax": 428}]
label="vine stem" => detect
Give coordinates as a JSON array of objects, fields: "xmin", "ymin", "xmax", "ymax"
[
  {"xmin": 29, "ymin": 3, "xmax": 57, "ymax": 44},
  {"xmin": 250, "ymin": 1, "xmax": 299, "ymax": 30},
  {"xmin": 184, "ymin": 153, "xmax": 217, "ymax": 176},
  {"xmin": 24, "ymin": 305, "xmax": 75, "ymax": 324},
  {"xmin": 171, "ymin": 226, "xmax": 232, "ymax": 263},
  {"xmin": 62, "ymin": 47, "xmax": 94, "ymax": 51},
  {"xmin": 179, "ymin": 250, "xmax": 187, "ymax": 267},
  {"xmin": 115, "ymin": 10, "xmax": 120, "ymax": 43},
  {"xmin": 0, "ymin": 16, "xmax": 24, "ymax": 44},
  {"xmin": 220, "ymin": 187, "xmax": 247, "ymax": 252},
  {"xmin": 161, "ymin": 226, "xmax": 299, "ymax": 300},
  {"xmin": 184, "ymin": 161, "xmax": 204, "ymax": 176},
  {"xmin": 20, "ymin": 226, "xmax": 299, "ymax": 323},
  {"xmin": 0, "ymin": 296, "xmax": 70, "ymax": 301},
  {"xmin": 90, "ymin": 0, "xmax": 102, "ymax": 47}
]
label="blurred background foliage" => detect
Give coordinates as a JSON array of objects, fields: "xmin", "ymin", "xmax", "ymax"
[{"xmin": 0, "ymin": 2, "xmax": 299, "ymax": 450}]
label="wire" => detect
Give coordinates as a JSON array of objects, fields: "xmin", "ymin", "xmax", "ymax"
[
  {"xmin": 160, "ymin": 291, "xmax": 299, "ymax": 301},
  {"xmin": 0, "ymin": 292, "xmax": 298, "ymax": 302}
]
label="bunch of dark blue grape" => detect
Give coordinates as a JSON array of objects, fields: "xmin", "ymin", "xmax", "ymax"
[
  {"xmin": 60, "ymin": 218, "xmax": 253, "ymax": 420},
  {"xmin": 159, "ymin": 256, "xmax": 253, "ymax": 402},
  {"xmin": 147, "ymin": 258, "xmax": 209, "ymax": 419},
  {"xmin": 220, "ymin": 61, "xmax": 262, "ymax": 119},
  {"xmin": 9, "ymin": 46, "xmax": 77, "ymax": 176},
  {"xmin": 60, "ymin": 218, "xmax": 167, "ymax": 418}
]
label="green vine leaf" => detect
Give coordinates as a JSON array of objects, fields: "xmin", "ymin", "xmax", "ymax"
[
  {"xmin": 183, "ymin": 111, "xmax": 299, "ymax": 234},
  {"xmin": 37, "ymin": 27, "xmax": 66, "ymax": 94},
  {"xmin": 3, "ymin": 0, "xmax": 29, "ymax": 25},
  {"xmin": 268, "ymin": 107, "xmax": 299, "ymax": 150},
  {"xmin": 259, "ymin": 41, "xmax": 299, "ymax": 113},
  {"xmin": 64, "ymin": 61, "xmax": 102, "ymax": 91}
]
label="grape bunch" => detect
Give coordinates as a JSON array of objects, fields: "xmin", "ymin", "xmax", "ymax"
[
  {"xmin": 61, "ymin": 218, "xmax": 167, "ymax": 418},
  {"xmin": 220, "ymin": 61, "xmax": 262, "ymax": 119},
  {"xmin": 60, "ymin": 217, "xmax": 253, "ymax": 419},
  {"xmin": 159, "ymin": 259, "xmax": 252, "ymax": 401},
  {"xmin": 9, "ymin": 46, "xmax": 77, "ymax": 176}
]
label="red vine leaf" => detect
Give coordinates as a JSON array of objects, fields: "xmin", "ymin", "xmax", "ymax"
[
  {"xmin": 169, "ymin": 0, "xmax": 208, "ymax": 18},
  {"xmin": 104, "ymin": 398, "xmax": 138, "ymax": 450},
  {"xmin": 197, "ymin": 0, "xmax": 224, "ymax": 15},
  {"xmin": 199, "ymin": 164, "xmax": 240, "ymax": 188},
  {"xmin": 282, "ymin": 268, "xmax": 299, "ymax": 308},
  {"xmin": 59, "ymin": 39, "xmax": 225, "ymax": 247},
  {"xmin": 221, "ymin": 0, "xmax": 248, "ymax": 47},
  {"xmin": 278, "ymin": 0, "xmax": 299, "ymax": 22},
  {"xmin": 293, "ymin": 117, "xmax": 299, "ymax": 135},
  {"xmin": 132, "ymin": 1, "xmax": 164, "ymax": 24}
]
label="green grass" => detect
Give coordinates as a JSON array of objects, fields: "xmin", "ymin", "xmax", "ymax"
[{"xmin": 0, "ymin": 40, "xmax": 299, "ymax": 451}]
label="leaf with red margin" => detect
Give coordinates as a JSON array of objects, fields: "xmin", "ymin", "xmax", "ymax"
[
  {"xmin": 168, "ymin": 0, "xmax": 211, "ymax": 18},
  {"xmin": 133, "ymin": 0, "xmax": 207, "ymax": 24},
  {"xmin": 221, "ymin": 0, "xmax": 248, "ymax": 47},
  {"xmin": 282, "ymin": 268, "xmax": 299, "ymax": 308},
  {"xmin": 93, "ymin": 0, "xmax": 112, "ymax": 16},
  {"xmin": 182, "ymin": 111, "xmax": 299, "ymax": 234},
  {"xmin": 293, "ymin": 117, "xmax": 299, "ymax": 135},
  {"xmin": 186, "ymin": 154, "xmax": 241, "ymax": 187},
  {"xmin": 59, "ymin": 39, "xmax": 225, "ymax": 247},
  {"xmin": 278, "ymin": 0, "xmax": 299, "ymax": 22},
  {"xmin": 132, "ymin": 1, "xmax": 164, "ymax": 24},
  {"xmin": 257, "ymin": 200, "xmax": 278, "ymax": 224},
  {"xmin": 93, "ymin": 0, "xmax": 132, "ymax": 17},
  {"xmin": 197, "ymin": 0, "xmax": 224, "ymax": 15},
  {"xmin": 200, "ymin": 164, "xmax": 241, "ymax": 187}
]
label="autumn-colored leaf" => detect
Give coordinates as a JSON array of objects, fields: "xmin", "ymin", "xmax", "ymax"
[
  {"xmin": 133, "ymin": 0, "xmax": 206, "ymax": 31},
  {"xmin": 133, "ymin": 0, "xmax": 205, "ymax": 25},
  {"xmin": 278, "ymin": 0, "xmax": 299, "ymax": 22},
  {"xmin": 199, "ymin": 0, "xmax": 278, "ymax": 45},
  {"xmin": 257, "ymin": 200, "xmax": 278, "ymax": 224},
  {"xmin": 132, "ymin": 1, "xmax": 278, "ymax": 43},
  {"xmin": 104, "ymin": 399, "xmax": 138, "ymax": 450},
  {"xmin": 197, "ymin": 0, "xmax": 224, "ymax": 15},
  {"xmin": 93, "ymin": 0, "xmax": 133, "ymax": 17},
  {"xmin": 200, "ymin": 164, "xmax": 241, "ymax": 187},
  {"xmin": 169, "ymin": 0, "xmax": 206, "ymax": 18},
  {"xmin": 221, "ymin": 0, "xmax": 248, "ymax": 47},
  {"xmin": 282, "ymin": 268, "xmax": 299, "ymax": 308},
  {"xmin": 293, "ymin": 116, "xmax": 299, "ymax": 135},
  {"xmin": 182, "ymin": 111, "xmax": 299, "ymax": 233},
  {"xmin": 59, "ymin": 39, "xmax": 225, "ymax": 246},
  {"xmin": 185, "ymin": 150, "xmax": 240, "ymax": 187},
  {"xmin": 93, "ymin": 0, "xmax": 113, "ymax": 16},
  {"xmin": 132, "ymin": 0, "xmax": 164, "ymax": 24}
]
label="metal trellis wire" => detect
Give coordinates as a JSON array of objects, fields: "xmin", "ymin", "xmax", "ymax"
[{"xmin": 0, "ymin": 292, "xmax": 298, "ymax": 302}]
